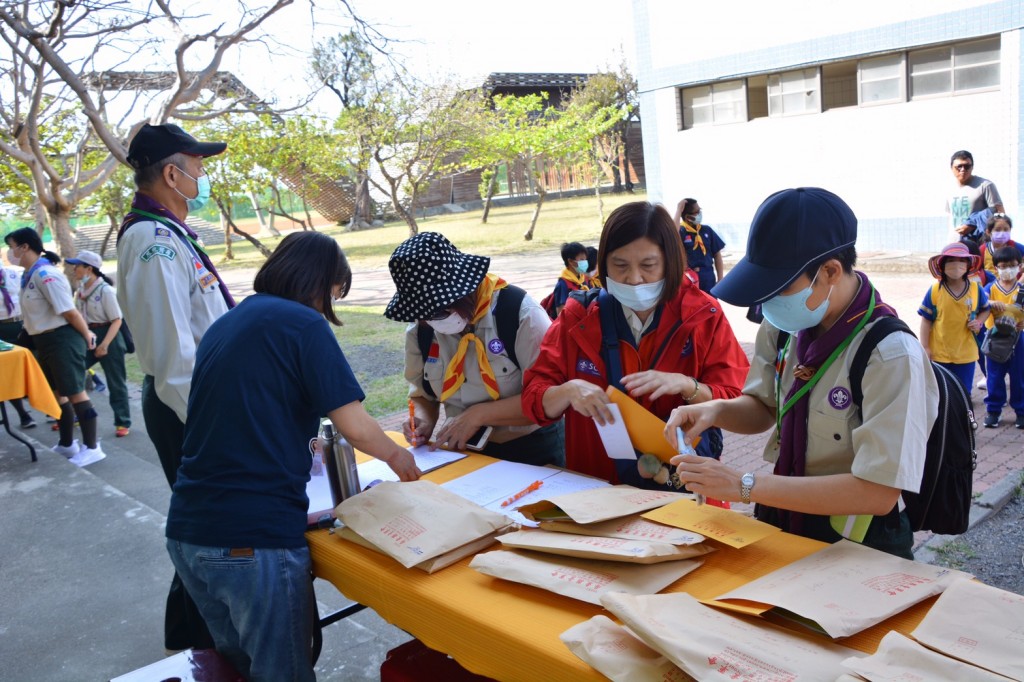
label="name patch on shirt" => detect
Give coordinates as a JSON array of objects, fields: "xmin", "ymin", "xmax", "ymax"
[
  {"xmin": 576, "ymin": 358, "xmax": 601, "ymax": 377},
  {"xmin": 425, "ymin": 341, "xmax": 440, "ymax": 364},
  {"xmin": 140, "ymin": 244, "xmax": 176, "ymax": 262},
  {"xmin": 198, "ymin": 272, "xmax": 218, "ymax": 289}
]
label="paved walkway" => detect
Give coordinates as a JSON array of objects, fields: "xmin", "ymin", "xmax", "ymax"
[{"xmin": 1, "ymin": 247, "xmax": 1021, "ymax": 681}]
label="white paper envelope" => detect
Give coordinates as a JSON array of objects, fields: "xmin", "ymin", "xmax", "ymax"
[
  {"xmin": 497, "ymin": 529, "xmax": 714, "ymax": 563},
  {"xmin": 560, "ymin": 615, "xmax": 694, "ymax": 682},
  {"xmin": 842, "ymin": 630, "xmax": 1011, "ymax": 681}
]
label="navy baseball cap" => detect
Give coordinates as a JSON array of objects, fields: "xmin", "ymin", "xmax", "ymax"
[
  {"xmin": 711, "ymin": 187, "xmax": 857, "ymax": 307},
  {"xmin": 126, "ymin": 123, "xmax": 226, "ymax": 169}
]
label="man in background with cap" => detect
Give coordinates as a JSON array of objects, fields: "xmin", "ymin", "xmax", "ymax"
[
  {"xmin": 665, "ymin": 187, "xmax": 938, "ymax": 559},
  {"xmin": 117, "ymin": 122, "xmax": 232, "ymax": 651}
]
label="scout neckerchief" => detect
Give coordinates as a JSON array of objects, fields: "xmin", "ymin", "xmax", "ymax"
[
  {"xmin": 77, "ymin": 278, "xmax": 112, "ymax": 323},
  {"xmin": 559, "ymin": 267, "xmax": 590, "ymax": 291},
  {"xmin": 117, "ymin": 193, "xmax": 235, "ymax": 309},
  {"xmin": 20, "ymin": 256, "xmax": 50, "ymax": 290},
  {"xmin": 766, "ymin": 272, "xmax": 897, "ymax": 536},
  {"xmin": 440, "ymin": 274, "xmax": 508, "ymax": 402},
  {"xmin": 682, "ymin": 222, "xmax": 706, "ymax": 255},
  {"xmin": 0, "ymin": 269, "xmax": 14, "ymax": 316}
]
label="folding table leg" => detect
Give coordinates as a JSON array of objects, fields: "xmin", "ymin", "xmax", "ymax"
[{"xmin": 0, "ymin": 402, "xmax": 37, "ymax": 462}]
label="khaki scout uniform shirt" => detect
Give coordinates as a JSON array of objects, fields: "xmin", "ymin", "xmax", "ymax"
[
  {"xmin": 405, "ymin": 289, "xmax": 551, "ymax": 444},
  {"xmin": 20, "ymin": 261, "xmax": 75, "ymax": 335},
  {"xmin": 117, "ymin": 217, "xmax": 229, "ymax": 423},
  {"xmin": 745, "ymin": 317, "xmax": 939, "ymax": 493}
]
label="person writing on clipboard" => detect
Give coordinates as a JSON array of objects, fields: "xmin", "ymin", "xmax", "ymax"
[{"xmin": 385, "ymin": 232, "xmax": 564, "ymax": 466}]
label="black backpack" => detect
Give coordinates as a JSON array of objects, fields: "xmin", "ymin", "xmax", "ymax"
[
  {"xmin": 415, "ymin": 285, "xmax": 527, "ymax": 399},
  {"xmin": 849, "ymin": 317, "xmax": 977, "ymax": 535}
]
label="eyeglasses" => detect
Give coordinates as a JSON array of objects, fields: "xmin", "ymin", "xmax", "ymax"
[
  {"xmin": 425, "ymin": 308, "xmax": 451, "ymax": 321},
  {"xmin": 953, "ymin": 163, "xmax": 973, "ymax": 171}
]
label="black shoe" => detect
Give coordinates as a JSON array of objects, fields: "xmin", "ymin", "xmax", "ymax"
[
  {"xmin": 983, "ymin": 412, "xmax": 1000, "ymax": 428},
  {"xmin": 19, "ymin": 415, "xmax": 37, "ymax": 428},
  {"xmin": 1016, "ymin": 414, "xmax": 1024, "ymax": 429}
]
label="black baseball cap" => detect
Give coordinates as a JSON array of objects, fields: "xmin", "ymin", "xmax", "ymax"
[
  {"xmin": 126, "ymin": 123, "xmax": 227, "ymax": 169},
  {"xmin": 711, "ymin": 187, "xmax": 857, "ymax": 307}
]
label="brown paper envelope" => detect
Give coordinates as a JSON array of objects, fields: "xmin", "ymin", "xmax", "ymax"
[
  {"xmin": 642, "ymin": 498, "xmax": 781, "ymax": 548},
  {"xmin": 469, "ymin": 549, "xmax": 703, "ymax": 606},
  {"xmin": 911, "ymin": 578, "xmax": 1024, "ymax": 680},
  {"xmin": 497, "ymin": 529, "xmax": 715, "ymax": 564},
  {"xmin": 605, "ymin": 386, "xmax": 700, "ymax": 463},
  {"xmin": 539, "ymin": 514, "xmax": 705, "ymax": 546},
  {"xmin": 337, "ymin": 525, "xmax": 513, "ymax": 573},
  {"xmin": 560, "ymin": 615, "xmax": 695, "ymax": 682},
  {"xmin": 843, "ymin": 630, "xmax": 1012, "ymax": 681},
  {"xmin": 519, "ymin": 485, "xmax": 687, "ymax": 524}
]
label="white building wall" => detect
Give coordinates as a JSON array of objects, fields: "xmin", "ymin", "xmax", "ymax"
[{"xmin": 634, "ymin": 0, "xmax": 1024, "ymax": 254}]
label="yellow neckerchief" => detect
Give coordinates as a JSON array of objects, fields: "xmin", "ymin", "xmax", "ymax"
[
  {"xmin": 559, "ymin": 267, "xmax": 590, "ymax": 290},
  {"xmin": 440, "ymin": 274, "xmax": 508, "ymax": 402},
  {"xmin": 682, "ymin": 221, "xmax": 706, "ymax": 255}
]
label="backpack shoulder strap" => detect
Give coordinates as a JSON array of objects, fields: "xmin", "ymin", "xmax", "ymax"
[
  {"xmin": 1015, "ymin": 283, "xmax": 1024, "ymax": 307},
  {"xmin": 493, "ymin": 285, "xmax": 527, "ymax": 368},
  {"xmin": 850, "ymin": 317, "xmax": 914, "ymax": 408},
  {"xmin": 594, "ymin": 288, "xmax": 626, "ymax": 391},
  {"xmin": 416, "ymin": 323, "xmax": 437, "ymax": 400}
]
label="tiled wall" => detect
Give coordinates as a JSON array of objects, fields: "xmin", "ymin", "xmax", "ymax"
[{"xmin": 634, "ymin": 0, "xmax": 1024, "ymax": 254}]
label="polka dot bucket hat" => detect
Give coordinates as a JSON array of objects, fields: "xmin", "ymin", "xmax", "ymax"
[{"xmin": 384, "ymin": 232, "xmax": 490, "ymax": 322}]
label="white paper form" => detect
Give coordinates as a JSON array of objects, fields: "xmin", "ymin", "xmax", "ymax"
[
  {"xmin": 441, "ymin": 461, "xmax": 609, "ymax": 527},
  {"xmin": 595, "ymin": 403, "xmax": 637, "ymax": 460},
  {"xmin": 306, "ymin": 453, "xmax": 334, "ymax": 523},
  {"xmin": 356, "ymin": 445, "xmax": 467, "ymax": 485}
]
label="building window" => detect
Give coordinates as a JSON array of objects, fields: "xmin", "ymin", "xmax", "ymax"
[
  {"xmin": 767, "ymin": 68, "xmax": 820, "ymax": 117},
  {"xmin": 859, "ymin": 53, "xmax": 906, "ymax": 105},
  {"xmin": 680, "ymin": 79, "xmax": 746, "ymax": 129},
  {"xmin": 909, "ymin": 36, "xmax": 1000, "ymax": 99}
]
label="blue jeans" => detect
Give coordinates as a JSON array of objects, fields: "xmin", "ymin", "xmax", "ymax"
[
  {"xmin": 984, "ymin": 336, "xmax": 1024, "ymax": 414},
  {"xmin": 166, "ymin": 539, "xmax": 315, "ymax": 682}
]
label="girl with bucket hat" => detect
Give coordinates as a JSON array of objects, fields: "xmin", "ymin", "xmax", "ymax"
[
  {"xmin": 918, "ymin": 242, "xmax": 990, "ymax": 395},
  {"xmin": 385, "ymin": 232, "xmax": 564, "ymax": 465},
  {"xmin": 66, "ymin": 250, "xmax": 132, "ymax": 437},
  {"xmin": 522, "ymin": 202, "xmax": 749, "ymax": 488}
]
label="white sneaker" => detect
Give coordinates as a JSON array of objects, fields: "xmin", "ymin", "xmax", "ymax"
[
  {"xmin": 52, "ymin": 440, "xmax": 81, "ymax": 459},
  {"xmin": 70, "ymin": 445, "xmax": 106, "ymax": 467},
  {"xmin": 977, "ymin": 378, "xmax": 987, "ymax": 389}
]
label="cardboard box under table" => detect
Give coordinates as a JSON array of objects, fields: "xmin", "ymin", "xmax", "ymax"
[{"xmin": 307, "ymin": 452, "xmax": 938, "ymax": 681}]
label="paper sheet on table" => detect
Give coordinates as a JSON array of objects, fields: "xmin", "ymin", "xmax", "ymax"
[
  {"xmin": 642, "ymin": 498, "xmax": 780, "ymax": 548},
  {"xmin": 841, "ymin": 631, "xmax": 1011, "ymax": 682},
  {"xmin": 606, "ymin": 386, "xmax": 699, "ymax": 463},
  {"xmin": 595, "ymin": 403, "xmax": 636, "ymax": 460},
  {"xmin": 910, "ymin": 578, "xmax": 1024, "ymax": 680},
  {"xmin": 602, "ymin": 592, "xmax": 860, "ymax": 681},
  {"xmin": 306, "ymin": 451, "xmax": 334, "ymax": 525},
  {"xmin": 441, "ymin": 461, "xmax": 609, "ymax": 527},
  {"xmin": 713, "ymin": 540, "xmax": 972, "ymax": 639},
  {"xmin": 357, "ymin": 445, "xmax": 466, "ymax": 485}
]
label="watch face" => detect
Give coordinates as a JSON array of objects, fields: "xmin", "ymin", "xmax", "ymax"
[{"xmin": 741, "ymin": 473, "xmax": 754, "ymax": 487}]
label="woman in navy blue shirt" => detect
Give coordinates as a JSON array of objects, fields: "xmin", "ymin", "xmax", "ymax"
[
  {"xmin": 674, "ymin": 198, "xmax": 726, "ymax": 294},
  {"xmin": 166, "ymin": 232, "xmax": 419, "ymax": 682}
]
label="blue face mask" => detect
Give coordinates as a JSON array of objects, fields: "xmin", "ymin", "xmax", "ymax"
[
  {"xmin": 760, "ymin": 272, "xmax": 833, "ymax": 333},
  {"xmin": 576, "ymin": 259, "xmax": 589, "ymax": 274},
  {"xmin": 174, "ymin": 166, "xmax": 211, "ymax": 211}
]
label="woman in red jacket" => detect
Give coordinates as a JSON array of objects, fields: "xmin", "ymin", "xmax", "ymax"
[{"xmin": 522, "ymin": 201, "xmax": 749, "ymax": 486}]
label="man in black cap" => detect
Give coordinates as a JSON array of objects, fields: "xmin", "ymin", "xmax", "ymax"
[
  {"xmin": 665, "ymin": 187, "xmax": 938, "ymax": 559},
  {"xmin": 116, "ymin": 123, "xmax": 232, "ymax": 651}
]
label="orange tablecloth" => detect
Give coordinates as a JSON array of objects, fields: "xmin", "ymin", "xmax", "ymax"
[
  {"xmin": 0, "ymin": 345, "xmax": 60, "ymax": 418},
  {"xmin": 308, "ymin": 453, "xmax": 933, "ymax": 681}
]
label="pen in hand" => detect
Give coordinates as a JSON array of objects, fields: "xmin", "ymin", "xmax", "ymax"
[
  {"xmin": 501, "ymin": 480, "xmax": 543, "ymax": 507},
  {"xmin": 676, "ymin": 427, "xmax": 704, "ymax": 506},
  {"xmin": 407, "ymin": 400, "xmax": 420, "ymax": 447}
]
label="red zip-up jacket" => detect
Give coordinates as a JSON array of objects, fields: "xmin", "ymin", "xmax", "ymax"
[{"xmin": 522, "ymin": 279, "xmax": 750, "ymax": 483}]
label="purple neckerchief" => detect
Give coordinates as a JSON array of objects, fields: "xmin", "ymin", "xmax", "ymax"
[
  {"xmin": 1, "ymin": 270, "xmax": 14, "ymax": 316},
  {"xmin": 769, "ymin": 271, "xmax": 896, "ymax": 535},
  {"xmin": 117, "ymin": 193, "xmax": 235, "ymax": 309}
]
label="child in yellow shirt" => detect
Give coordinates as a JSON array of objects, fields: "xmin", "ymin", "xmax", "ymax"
[{"xmin": 981, "ymin": 246, "xmax": 1024, "ymax": 428}]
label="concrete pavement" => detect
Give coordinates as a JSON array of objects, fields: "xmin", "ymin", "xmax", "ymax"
[{"xmin": 1, "ymin": 248, "xmax": 1021, "ymax": 681}]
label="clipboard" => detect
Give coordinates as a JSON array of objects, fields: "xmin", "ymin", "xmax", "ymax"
[{"xmin": 605, "ymin": 386, "xmax": 700, "ymax": 463}]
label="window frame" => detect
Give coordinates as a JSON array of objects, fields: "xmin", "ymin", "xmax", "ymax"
[
  {"xmin": 680, "ymin": 79, "xmax": 748, "ymax": 129},
  {"xmin": 857, "ymin": 53, "xmax": 907, "ymax": 106},
  {"xmin": 766, "ymin": 67, "xmax": 822, "ymax": 117}
]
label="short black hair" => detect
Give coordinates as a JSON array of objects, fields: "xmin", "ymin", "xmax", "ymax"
[
  {"xmin": 680, "ymin": 198, "xmax": 698, "ymax": 217},
  {"xmin": 992, "ymin": 246, "xmax": 1022, "ymax": 267},
  {"xmin": 799, "ymin": 246, "xmax": 858, "ymax": 281},
  {"xmin": 560, "ymin": 242, "xmax": 586, "ymax": 267},
  {"xmin": 950, "ymin": 150, "xmax": 974, "ymax": 165},
  {"xmin": 253, "ymin": 231, "xmax": 352, "ymax": 325},
  {"xmin": 133, "ymin": 152, "xmax": 188, "ymax": 188},
  {"xmin": 585, "ymin": 246, "xmax": 598, "ymax": 268},
  {"xmin": 4, "ymin": 227, "xmax": 60, "ymax": 264},
  {"xmin": 986, "ymin": 213, "xmax": 1012, "ymax": 232},
  {"xmin": 598, "ymin": 202, "xmax": 684, "ymax": 306}
]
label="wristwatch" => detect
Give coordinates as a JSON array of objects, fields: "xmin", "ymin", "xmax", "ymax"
[{"xmin": 740, "ymin": 472, "xmax": 756, "ymax": 504}]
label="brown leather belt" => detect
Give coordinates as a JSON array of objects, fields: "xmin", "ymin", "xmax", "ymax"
[{"xmin": 0, "ymin": 315, "xmax": 22, "ymax": 324}]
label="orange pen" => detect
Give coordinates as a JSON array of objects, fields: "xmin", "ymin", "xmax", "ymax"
[
  {"xmin": 408, "ymin": 400, "xmax": 419, "ymax": 446},
  {"xmin": 501, "ymin": 480, "xmax": 543, "ymax": 507}
]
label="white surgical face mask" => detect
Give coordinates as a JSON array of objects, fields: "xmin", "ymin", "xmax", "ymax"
[
  {"xmin": 997, "ymin": 266, "xmax": 1020, "ymax": 281},
  {"xmin": 605, "ymin": 277, "xmax": 664, "ymax": 312},
  {"xmin": 426, "ymin": 311, "xmax": 468, "ymax": 335},
  {"xmin": 6, "ymin": 247, "xmax": 21, "ymax": 267}
]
